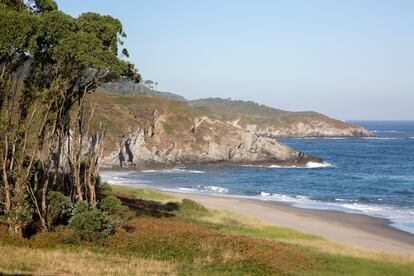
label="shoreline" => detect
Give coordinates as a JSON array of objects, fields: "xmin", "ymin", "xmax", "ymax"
[{"xmin": 157, "ymin": 189, "xmax": 414, "ymax": 257}]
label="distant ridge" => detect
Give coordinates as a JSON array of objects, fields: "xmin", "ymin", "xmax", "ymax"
[
  {"xmin": 96, "ymin": 83, "xmax": 372, "ymax": 138},
  {"xmin": 189, "ymin": 97, "xmax": 321, "ymax": 118},
  {"xmin": 188, "ymin": 97, "xmax": 372, "ymax": 137},
  {"xmin": 98, "ymin": 80, "xmax": 186, "ymax": 102}
]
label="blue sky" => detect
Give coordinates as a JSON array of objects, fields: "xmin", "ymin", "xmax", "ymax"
[{"xmin": 56, "ymin": 0, "xmax": 414, "ymax": 120}]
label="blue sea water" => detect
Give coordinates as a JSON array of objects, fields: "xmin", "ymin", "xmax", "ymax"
[{"xmin": 101, "ymin": 121, "xmax": 414, "ymax": 234}]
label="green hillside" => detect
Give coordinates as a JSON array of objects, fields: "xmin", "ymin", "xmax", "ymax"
[
  {"xmin": 188, "ymin": 97, "xmax": 369, "ymax": 135},
  {"xmin": 98, "ymin": 80, "xmax": 186, "ymax": 102}
]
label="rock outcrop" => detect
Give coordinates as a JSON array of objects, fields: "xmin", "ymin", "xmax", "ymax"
[
  {"xmin": 253, "ymin": 121, "xmax": 372, "ymax": 137},
  {"xmin": 101, "ymin": 114, "xmax": 321, "ymax": 168},
  {"xmin": 87, "ymin": 93, "xmax": 370, "ymax": 169},
  {"xmin": 189, "ymin": 98, "xmax": 373, "ymax": 138}
]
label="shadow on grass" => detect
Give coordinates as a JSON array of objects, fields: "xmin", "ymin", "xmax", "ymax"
[{"xmin": 115, "ymin": 194, "xmax": 179, "ymax": 218}]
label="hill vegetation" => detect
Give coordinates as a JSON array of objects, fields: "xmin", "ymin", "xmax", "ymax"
[
  {"xmin": 99, "ymin": 80, "xmax": 186, "ymax": 102},
  {"xmin": 96, "ymin": 82, "xmax": 372, "ymax": 138},
  {"xmin": 189, "ymin": 97, "xmax": 370, "ymax": 137},
  {"xmin": 1, "ymin": 185, "xmax": 412, "ymax": 275}
]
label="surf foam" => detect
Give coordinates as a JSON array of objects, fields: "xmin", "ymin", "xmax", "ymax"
[
  {"xmin": 306, "ymin": 161, "xmax": 334, "ymax": 168},
  {"xmin": 142, "ymin": 168, "xmax": 205, "ymax": 174}
]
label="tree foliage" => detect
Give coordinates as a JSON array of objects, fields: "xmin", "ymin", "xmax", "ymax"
[{"xmin": 0, "ymin": 0, "xmax": 140, "ymax": 237}]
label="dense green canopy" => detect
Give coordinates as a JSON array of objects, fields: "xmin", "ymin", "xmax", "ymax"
[{"xmin": 0, "ymin": 0, "xmax": 140, "ymax": 236}]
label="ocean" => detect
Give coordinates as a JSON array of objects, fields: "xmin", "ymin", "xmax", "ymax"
[{"xmin": 101, "ymin": 121, "xmax": 414, "ymax": 235}]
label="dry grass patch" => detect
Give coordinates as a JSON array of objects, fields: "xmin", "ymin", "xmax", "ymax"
[
  {"xmin": 108, "ymin": 218, "xmax": 315, "ymax": 275},
  {"xmin": 0, "ymin": 244, "xmax": 176, "ymax": 275}
]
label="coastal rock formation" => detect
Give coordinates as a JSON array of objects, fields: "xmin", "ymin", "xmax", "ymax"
[
  {"xmin": 88, "ymin": 93, "xmax": 370, "ymax": 168},
  {"xmin": 254, "ymin": 121, "xmax": 372, "ymax": 137},
  {"xmin": 189, "ymin": 98, "xmax": 373, "ymax": 138},
  {"xmin": 101, "ymin": 114, "xmax": 320, "ymax": 168}
]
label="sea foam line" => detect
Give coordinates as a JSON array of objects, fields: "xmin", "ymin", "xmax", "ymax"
[
  {"xmin": 362, "ymin": 137, "xmax": 399, "ymax": 140},
  {"xmin": 256, "ymin": 191, "xmax": 414, "ymax": 234},
  {"xmin": 177, "ymin": 185, "xmax": 229, "ymax": 194},
  {"xmin": 265, "ymin": 161, "xmax": 335, "ymax": 169},
  {"xmin": 372, "ymin": 130, "xmax": 401, "ymax": 133},
  {"xmin": 306, "ymin": 161, "xmax": 335, "ymax": 168},
  {"xmin": 142, "ymin": 168, "xmax": 205, "ymax": 174}
]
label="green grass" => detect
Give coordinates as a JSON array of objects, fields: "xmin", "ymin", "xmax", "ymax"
[
  {"xmin": 110, "ymin": 185, "xmax": 177, "ymax": 203},
  {"xmin": 303, "ymin": 254, "xmax": 414, "ymax": 276},
  {"xmin": 1, "ymin": 185, "xmax": 413, "ymax": 275},
  {"xmin": 219, "ymin": 225, "xmax": 320, "ymax": 241},
  {"xmin": 123, "ymin": 186, "xmax": 414, "ymax": 275}
]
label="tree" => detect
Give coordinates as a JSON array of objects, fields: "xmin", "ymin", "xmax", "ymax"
[{"xmin": 0, "ymin": 0, "xmax": 140, "ymax": 236}]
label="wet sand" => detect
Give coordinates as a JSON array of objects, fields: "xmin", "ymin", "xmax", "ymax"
[{"xmin": 162, "ymin": 191, "xmax": 414, "ymax": 257}]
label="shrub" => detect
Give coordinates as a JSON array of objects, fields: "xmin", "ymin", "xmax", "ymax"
[
  {"xmin": 99, "ymin": 182, "xmax": 112, "ymax": 192},
  {"xmin": 99, "ymin": 196, "xmax": 125, "ymax": 216},
  {"xmin": 180, "ymin": 199, "xmax": 208, "ymax": 213},
  {"xmin": 99, "ymin": 196, "xmax": 134, "ymax": 227},
  {"xmin": 72, "ymin": 201, "xmax": 89, "ymax": 216},
  {"xmin": 47, "ymin": 191, "xmax": 72, "ymax": 228},
  {"xmin": 69, "ymin": 202, "xmax": 114, "ymax": 244}
]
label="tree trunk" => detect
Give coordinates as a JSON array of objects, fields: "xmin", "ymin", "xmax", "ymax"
[
  {"xmin": 40, "ymin": 176, "xmax": 49, "ymax": 232},
  {"xmin": 9, "ymin": 178, "xmax": 26, "ymax": 237}
]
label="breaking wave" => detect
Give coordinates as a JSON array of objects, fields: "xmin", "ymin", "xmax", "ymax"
[
  {"xmin": 178, "ymin": 185, "xmax": 229, "ymax": 194},
  {"xmin": 266, "ymin": 162, "xmax": 334, "ymax": 169},
  {"xmin": 142, "ymin": 168, "xmax": 205, "ymax": 174},
  {"xmin": 306, "ymin": 161, "xmax": 335, "ymax": 168},
  {"xmin": 372, "ymin": 130, "xmax": 401, "ymax": 133},
  {"xmin": 256, "ymin": 192, "xmax": 414, "ymax": 234},
  {"xmin": 362, "ymin": 137, "xmax": 399, "ymax": 140}
]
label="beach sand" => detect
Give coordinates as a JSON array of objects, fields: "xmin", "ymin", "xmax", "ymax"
[{"xmin": 163, "ymin": 191, "xmax": 414, "ymax": 257}]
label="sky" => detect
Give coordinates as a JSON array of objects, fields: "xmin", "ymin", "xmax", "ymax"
[{"xmin": 56, "ymin": 0, "xmax": 414, "ymax": 120}]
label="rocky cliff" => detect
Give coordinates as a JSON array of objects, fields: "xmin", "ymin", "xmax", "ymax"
[
  {"xmin": 189, "ymin": 98, "xmax": 372, "ymax": 137},
  {"xmin": 87, "ymin": 93, "xmax": 321, "ymax": 168},
  {"xmin": 101, "ymin": 117, "xmax": 321, "ymax": 168}
]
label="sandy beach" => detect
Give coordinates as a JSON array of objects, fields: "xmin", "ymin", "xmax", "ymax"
[{"xmin": 162, "ymin": 191, "xmax": 414, "ymax": 257}]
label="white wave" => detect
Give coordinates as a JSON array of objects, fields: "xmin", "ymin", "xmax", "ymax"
[
  {"xmin": 197, "ymin": 185, "xmax": 229, "ymax": 193},
  {"xmin": 409, "ymin": 137, "xmax": 414, "ymax": 139},
  {"xmin": 306, "ymin": 161, "xmax": 334, "ymax": 168},
  {"xmin": 178, "ymin": 187, "xmax": 198, "ymax": 192},
  {"xmin": 142, "ymin": 168, "xmax": 205, "ymax": 174},
  {"xmin": 257, "ymin": 192, "xmax": 414, "ymax": 234},
  {"xmin": 323, "ymin": 137, "xmax": 347, "ymax": 140},
  {"xmin": 296, "ymin": 195, "xmax": 311, "ymax": 200},
  {"xmin": 335, "ymin": 198, "xmax": 347, "ymax": 202},
  {"xmin": 362, "ymin": 137, "xmax": 399, "ymax": 140},
  {"xmin": 268, "ymin": 164, "xmax": 299, "ymax": 169},
  {"xmin": 372, "ymin": 130, "xmax": 401, "ymax": 133},
  {"xmin": 175, "ymin": 168, "xmax": 205, "ymax": 174},
  {"xmin": 341, "ymin": 203, "xmax": 384, "ymax": 212},
  {"xmin": 243, "ymin": 164, "xmax": 300, "ymax": 169},
  {"xmin": 260, "ymin": 192, "xmax": 297, "ymax": 202},
  {"xmin": 335, "ymin": 198, "xmax": 357, "ymax": 202},
  {"xmin": 266, "ymin": 162, "xmax": 334, "ymax": 169},
  {"xmin": 259, "ymin": 192, "xmax": 311, "ymax": 203}
]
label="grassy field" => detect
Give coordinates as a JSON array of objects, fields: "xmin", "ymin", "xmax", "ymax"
[{"xmin": 0, "ymin": 185, "xmax": 413, "ymax": 275}]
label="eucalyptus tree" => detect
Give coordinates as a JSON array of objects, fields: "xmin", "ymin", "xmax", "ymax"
[{"xmin": 0, "ymin": 0, "xmax": 139, "ymax": 236}]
